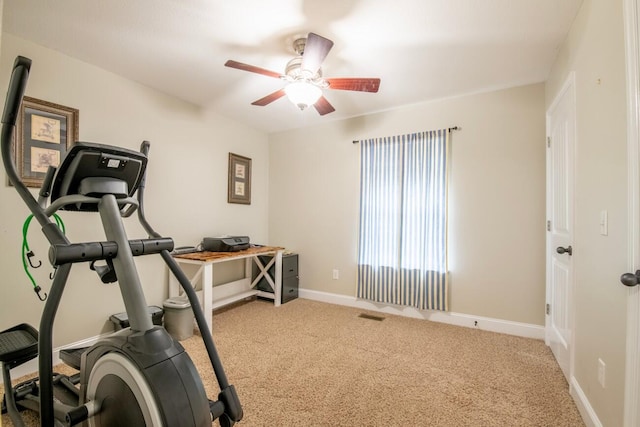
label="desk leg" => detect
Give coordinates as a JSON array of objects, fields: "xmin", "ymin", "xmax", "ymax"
[
  {"xmin": 168, "ymin": 270, "xmax": 180, "ymax": 298},
  {"xmin": 202, "ymin": 264, "xmax": 213, "ymax": 333},
  {"xmin": 274, "ymin": 250, "xmax": 282, "ymax": 307},
  {"xmin": 245, "ymin": 258, "xmax": 252, "ymax": 284}
]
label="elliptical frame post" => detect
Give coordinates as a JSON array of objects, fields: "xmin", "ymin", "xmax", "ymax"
[{"xmin": 98, "ymin": 194, "xmax": 153, "ymax": 332}]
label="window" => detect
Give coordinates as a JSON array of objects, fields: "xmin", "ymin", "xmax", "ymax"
[{"xmin": 357, "ymin": 129, "xmax": 449, "ymax": 311}]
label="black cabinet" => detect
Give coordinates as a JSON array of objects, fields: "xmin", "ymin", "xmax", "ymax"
[{"xmin": 253, "ymin": 253, "xmax": 298, "ymax": 304}]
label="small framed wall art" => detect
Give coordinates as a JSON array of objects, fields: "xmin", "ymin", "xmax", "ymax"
[
  {"xmin": 228, "ymin": 152, "xmax": 251, "ymax": 204},
  {"xmin": 15, "ymin": 96, "xmax": 79, "ymax": 188}
]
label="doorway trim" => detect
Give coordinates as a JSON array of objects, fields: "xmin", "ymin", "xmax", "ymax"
[{"xmin": 623, "ymin": 0, "xmax": 640, "ymax": 425}]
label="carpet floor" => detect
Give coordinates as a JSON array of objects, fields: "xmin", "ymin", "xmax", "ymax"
[{"xmin": 1, "ymin": 298, "xmax": 585, "ymax": 426}]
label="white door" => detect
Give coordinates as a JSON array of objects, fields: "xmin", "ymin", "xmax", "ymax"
[{"xmin": 546, "ymin": 73, "xmax": 576, "ymax": 382}]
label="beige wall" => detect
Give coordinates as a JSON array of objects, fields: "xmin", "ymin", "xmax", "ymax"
[
  {"xmin": 545, "ymin": 0, "xmax": 629, "ymax": 425},
  {"xmin": 0, "ymin": 34, "xmax": 270, "ymax": 347},
  {"xmin": 0, "ymin": 1, "xmax": 3, "ymax": 56},
  {"xmin": 269, "ymin": 83, "xmax": 547, "ymax": 325}
]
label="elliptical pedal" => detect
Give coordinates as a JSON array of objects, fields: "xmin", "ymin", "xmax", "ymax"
[
  {"xmin": 59, "ymin": 347, "xmax": 89, "ymax": 371},
  {"xmin": 0, "ymin": 324, "xmax": 39, "ymax": 417},
  {"xmin": 0, "ymin": 323, "xmax": 38, "ymax": 367}
]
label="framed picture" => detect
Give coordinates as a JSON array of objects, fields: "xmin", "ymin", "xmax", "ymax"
[
  {"xmin": 15, "ymin": 96, "xmax": 79, "ymax": 188},
  {"xmin": 227, "ymin": 152, "xmax": 251, "ymax": 204}
]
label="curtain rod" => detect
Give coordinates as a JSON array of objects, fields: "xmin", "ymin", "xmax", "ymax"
[{"xmin": 351, "ymin": 126, "xmax": 460, "ymax": 144}]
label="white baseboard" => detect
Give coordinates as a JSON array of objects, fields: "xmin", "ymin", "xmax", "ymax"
[
  {"xmin": 0, "ymin": 333, "xmax": 104, "ymax": 386},
  {"xmin": 298, "ymin": 288, "xmax": 545, "ymax": 340},
  {"xmin": 570, "ymin": 376, "xmax": 603, "ymax": 427}
]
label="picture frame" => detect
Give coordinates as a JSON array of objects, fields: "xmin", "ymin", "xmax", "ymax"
[
  {"xmin": 227, "ymin": 152, "xmax": 251, "ymax": 204},
  {"xmin": 15, "ymin": 96, "xmax": 79, "ymax": 188}
]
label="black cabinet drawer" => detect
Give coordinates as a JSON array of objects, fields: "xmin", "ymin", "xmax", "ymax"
[
  {"xmin": 282, "ymin": 255, "xmax": 298, "ymax": 279},
  {"xmin": 282, "ymin": 276, "xmax": 298, "ymax": 304},
  {"xmin": 254, "ymin": 254, "xmax": 298, "ymax": 279}
]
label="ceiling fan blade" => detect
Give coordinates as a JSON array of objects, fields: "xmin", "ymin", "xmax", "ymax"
[
  {"xmin": 251, "ymin": 89, "xmax": 286, "ymax": 106},
  {"xmin": 301, "ymin": 33, "xmax": 334, "ymax": 75},
  {"xmin": 314, "ymin": 96, "xmax": 335, "ymax": 116},
  {"xmin": 225, "ymin": 60, "xmax": 283, "ymax": 79},
  {"xmin": 326, "ymin": 78, "xmax": 381, "ymax": 93}
]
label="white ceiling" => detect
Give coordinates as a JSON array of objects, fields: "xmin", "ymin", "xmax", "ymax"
[{"xmin": 3, "ymin": 0, "xmax": 582, "ymax": 134}]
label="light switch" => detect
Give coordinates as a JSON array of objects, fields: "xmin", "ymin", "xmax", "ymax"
[{"xmin": 600, "ymin": 210, "xmax": 608, "ymax": 236}]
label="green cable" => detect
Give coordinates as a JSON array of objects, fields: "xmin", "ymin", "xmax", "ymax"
[
  {"xmin": 21, "ymin": 213, "xmax": 66, "ymax": 300},
  {"xmin": 21, "ymin": 214, "xmax": 38, "ymax": 290},
  {"xmin": 53, "ymin": 213, "xmax": 65, "ymax": 234}
]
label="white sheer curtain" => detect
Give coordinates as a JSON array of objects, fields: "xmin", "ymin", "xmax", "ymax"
[{"xmin": 357, "ymin": 129, "xmax": 449, "ymax": 311}]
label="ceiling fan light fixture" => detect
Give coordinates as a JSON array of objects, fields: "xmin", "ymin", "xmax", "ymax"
[
  {"xmin": 284, "ymin": 81, "xmax": 322, "ymax": 110},
  {"xmin": 225, "ymin": 32, "xmax": 379, "ymax": 115}
]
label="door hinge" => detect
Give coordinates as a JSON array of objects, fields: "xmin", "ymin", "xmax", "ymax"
[
  {"xmin": 547, "ymin": 136, "xmax": 551, "ymax": 147},
  {"xmin": 546, "ymin": 303, "xmax": 550, "ymax": 315},
  {"xmin": 547, "ymin": 220, "xmax": 551, "ymax": 231}
]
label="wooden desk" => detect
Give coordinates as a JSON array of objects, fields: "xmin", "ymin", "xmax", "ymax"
[{"xmin": 169, "ymin": 246, "xmax": 284, "ymax": 333}]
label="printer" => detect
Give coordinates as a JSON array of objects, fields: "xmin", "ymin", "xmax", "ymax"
[{"xmin": 202, "ymin": 236, "xmax": 250, "ymax": 252}]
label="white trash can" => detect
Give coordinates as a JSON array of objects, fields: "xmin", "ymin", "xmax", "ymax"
[{"xmin": 163, "ymin": 296, "xmax": 194, "ymax": 340}]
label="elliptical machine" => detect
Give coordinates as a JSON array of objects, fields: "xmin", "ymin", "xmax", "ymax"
[{"xmin": 0, "ymin": 56, "xmax": 243, "ymax": 426}]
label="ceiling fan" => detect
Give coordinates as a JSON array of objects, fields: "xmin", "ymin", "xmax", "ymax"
[{"xmin": 224, "ymin": 32, "xmax": 380, "ymax": 115}]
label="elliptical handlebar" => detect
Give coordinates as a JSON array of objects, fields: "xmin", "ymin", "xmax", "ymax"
[
  {"xmin": 137, "ymin": 140, "xmax": 160, "ymax": 238},
  {"xmin": 1, "ymin": 56, "xmax": 65, "ymax": 240},
  {"xmin": 137, "ymin": 141, "xmax": 243, "ymax": 425},
  {"xmin": 1, "ymin": 56, "xmax": 30, "ymax": 127}
]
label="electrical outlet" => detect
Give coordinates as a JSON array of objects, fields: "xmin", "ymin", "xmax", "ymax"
[
  {"xmin": 332, "ymin": 269, "xmax": 339, "ymax": 280},
  {"xmin": 598, "ymin": 358, "xmax": 606, "ymax": 388}
]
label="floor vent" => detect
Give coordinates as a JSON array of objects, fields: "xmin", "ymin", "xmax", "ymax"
[{"xmin": 358, "ymin": 313, "xmax": 385, "ymax": 321}]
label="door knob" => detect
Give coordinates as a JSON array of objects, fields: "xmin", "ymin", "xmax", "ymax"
[
  {"xmin": 556, "ymin": 246, "xmax": 573, "ymax": 256},
  {"xmin": 620, "ymin": 270, "xmax": 640, "ymax": 287}
]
